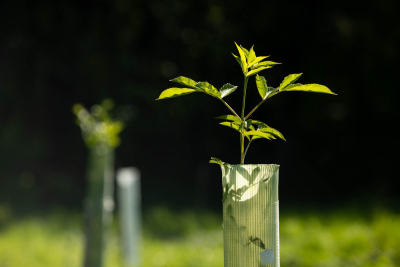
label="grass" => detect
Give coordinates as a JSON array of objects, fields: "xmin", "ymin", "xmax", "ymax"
[{"xmin": 0, "ymin": 205, "xmax": 399, "ymax": 267}]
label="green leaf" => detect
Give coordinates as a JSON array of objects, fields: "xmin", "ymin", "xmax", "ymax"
[
  {"xmin": 246, "ymin": 66, "xmax": 272, "ymax": 77},
  {"xmin": 235, "ymin": 42, "xmax": 248, "ymax": 73},
  {"xmin": 283, "ymin": 83, "xmax": 302, "ymax": 90},
  {"xmin": 255, "ymin": 75, "xmax": 268, "ymax": 99},
  {"xmin": 210, "ymin": 157, "xmax": 231, "ymax": 166},
  {"xmin": 250, "ymin": 120, "xmax": 269, "ymax": 128},
  {"xmin": 240, "ymin": 46, "xmax": 249, "ymax": 57},
  {"xmin": 219, "ymin": 122, "xmax": 250, "ymax": 140},
  {"xmin": 249, "ymin": 56, "xmax": 269, "ymax": 67},
  {"xmin": 210, "ymin": 157, "xmax": 223, "ymax": 165},
  {"xmin": 219, "ymin": 83, "xmax": 238, "ymax": 98},
  {"xmin": 259, "ymin": 127, "xmax": 286, "ymax": 141},
  {"xmin": 244, "ymin": 119, "xmax": 252, "ymax": 130},
  {"xmin": 253, "ymin": 61, "xmax": 281, "ymax": 68},
  {"xmin": 248, "ymin": 45, "xmax": 256, "ymax": 64},
  {"xmin": 195, "ymin": 82, "xmax": 222, "ymax": 98},
  {"xmin": 215, "ymin": 115, "xmax": 242, "ymax": 123},
  {"xmin": 252, "ymin": 134, "xmax": 273, "ymax": 140},
  {"xmin": 248, "ymin": 120, "xmax": 285, "ymax": 141},
  {"xmin": 246, "ymin": 131, "xmax": 275, "ymax": 140},
  {"xmin": 279, "ymin": 73, "xmax": 303, "ymax": 90},
  {"xmin": 266, "ymin": 87, "xmax": 278, "ymax": 98},
  {"xmin": 157, "ymin": 88, "xmax": 197, "ymax": 100},
  {"xmin": 170, "ymin": 76, "xmax": 197, "ymax": 89},
  {"xmin": 232, "ymin": 54, "xmax": 242, "ymax": 69},
  {"xmin": 281, "ymin": 84, "xmax": 337, "ymax": 95}
]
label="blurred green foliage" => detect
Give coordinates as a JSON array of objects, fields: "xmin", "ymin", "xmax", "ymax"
[
  {"xmin": 0, "ymin": 207, "xmax": 399, "ymax": 267},
  {"xmin": 72, "ymin": 99, "xmax": 124, "ymax": 149}
]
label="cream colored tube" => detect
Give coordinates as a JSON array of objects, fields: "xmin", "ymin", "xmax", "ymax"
[{"xmin": 222, "ymin": 164, "xmax": 280, "ymax": 267}]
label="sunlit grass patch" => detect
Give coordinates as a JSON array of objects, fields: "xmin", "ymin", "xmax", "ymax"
[{"xmin": 0, "ymin": 207, "xmax": 399, "ymax": 267}]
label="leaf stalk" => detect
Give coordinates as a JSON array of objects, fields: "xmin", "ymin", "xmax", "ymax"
[
  {"xmin": 220, "ymin": 99, "xmax": 241, "ymax": 119},
  {"xmin": 240, "ymin": 76, "xmax": 249, "ymax": 164},
  {"xmin": 243, "ymin": 138, "xmax": 252, "ymax": 162},
  {"xmin": 245, "ymin": 92, "xmax": 279, "ymax": 120}
]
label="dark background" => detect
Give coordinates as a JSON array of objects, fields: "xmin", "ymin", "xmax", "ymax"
[{"xmin": 0, "ymin": 0, "xmax": 398, "ymax": 214}]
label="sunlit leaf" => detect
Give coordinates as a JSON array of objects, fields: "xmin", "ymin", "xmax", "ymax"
[
  {"xmin": 279, "ymin": 73, "xmax": 302, "ymax": 90},
  {"xmin": 210, "ymin": 157, "xmax": 223, "ymax": 165},
  {"xmin": 255, "ymin": 75, "xmax": 268, "ymax": 99},
  {"xmin": 157, "ymin": 88, "xmax": 197, "ymax": 100},
  {"xmin": 240, "ymin": 46, "xmax": 249, "ymax": 57},
  {"xmin": 246, "ymin": 66, "xmax": 272, "ymax": 77},
  {"xmin": 195, "ymin": 81, "xmax": 217, "ymax": 91},
  {"xmin": 250, "ymin": 120, "xmax": 269, "ymax": 128},
  {"xmin": 219, "ymin": 122, "xmax": 250, "ymax": 140},
  {"xmin": 195, "ymin": 82, "xmax": 222, "ymax": 98},
  {"xmin": 244, "ymin": 119, "xmax": 252, "ymax": 130},
  {"xmin": 266, "ymin": 87, "xmax": 278, "ymax": 98},
  {"xmin": 283, "ymin": 83, "xmax": 302, "ymax": 90},
  {"xmin": 170, "ymin": 76, "xmax": 197, "ymax": 89},
  {"xmin": 281, "ymin": 83, "xmax": 337, "ymax": 95},
  {"xmin": 232, "ymin": 53, "xmax": 242, "ymax": 69},
  {"xmin": 210, "ymin": 157, "xmax": 231, "ymax": 166},
  {"xmin": 235, "ymin": 42, "xmax": 248, "ymax": 73},
  {"xmin": 248, "ymin": 46, "xmax": 256, "ymax": 64},
  {"xmin": 253, "ymin": 61, "xmax": 281, "ymax": 68},
  {"xmin": 246, "ymin": 131, "xmax": 275, "ymax": 140},
  {"xmin": 249, "ymin": 56, "xmax": 269, "ymax": 67},
  {"xmin": 259, "ymin": 127, "xmax": 286, "ymax": 141},
  {"xmin": 219, "ymin": 83, "xmax": 238, "ymax": 98},
  {"xmin": 215, "ymin": 115, "xmax": 242, "ymax": 123}
]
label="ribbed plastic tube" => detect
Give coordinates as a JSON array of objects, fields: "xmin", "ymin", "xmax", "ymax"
[{"xmin": 221, "ymin": 164, "xmax": 280, "ymax": 267}]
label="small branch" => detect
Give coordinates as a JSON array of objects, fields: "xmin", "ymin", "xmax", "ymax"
[
  {"xmin": 240, "ymin": 77, "xmax": 249, "ymax": 164},
  {"xmin": 244, "ymin": 92, "xmax": 280, "ymax": 120},
  {"xmin": 220, "ymin": 99, "xmax": 241, "ymax": 119},
  {"xmin": 241, "ymin": 77, "xmax": 249, "ymax": 119},
  {"xmin": 243, "ymin": 138, "xmax": 253, "ymax": 162},
  {"xmin": 245, "ymin": 100, "xmax": 265, "ymax": 120},
  {"xmin": 240, "ymin": 132, "xmax": 244, "ymax": 164}
]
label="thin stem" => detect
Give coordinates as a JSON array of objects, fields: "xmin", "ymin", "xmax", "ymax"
[
  {"xmin": 240, "ymin": 77, "xmax": 249, "ymax": 164},
  {"xmin": 245, "ymin": 99, "xmax": 265, "ymax": 120},
  {"xmin": 243, "ymin": 138, "xmax": 253, "ymax": 162},
  {"xmin": 240, "ymin": 131, "xmax": 244, "ymax": 164},
  {"xmin": 241, "ymin": 77, "xmax": 249, "ymax": 119},
  {"xmin": 220, "ymin": 99, "xmax": 241, "ymax": 119},
  {"xmin": 244, "ymin": 92, "xmax": 280, "ymax": 120}
]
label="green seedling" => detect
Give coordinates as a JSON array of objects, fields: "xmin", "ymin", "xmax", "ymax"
[
  {"xmin": 157, "ymin": 42, "xmax": 336, "ymax": 164},
  {"xmin": 72, "ymin": 99, "xmax": 123, "ymax": 267},
  {"xmin": 72, "ymin": 99, "xmax": 124, "ymax": 149}
]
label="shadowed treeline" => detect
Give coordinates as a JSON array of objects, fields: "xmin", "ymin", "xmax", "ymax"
[{"xmin": 0, "ymin": 0, "xmax": 398, "ymax": 212}]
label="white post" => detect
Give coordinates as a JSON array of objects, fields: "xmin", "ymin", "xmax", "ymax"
[{"xmin": 116, "ymin": 167, "xmax": 142, "ymax": 267}]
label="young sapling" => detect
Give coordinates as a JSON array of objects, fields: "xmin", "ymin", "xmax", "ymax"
[{"xmin": 157, "ymin": 42, "xmax": 336, "ymax": 164}]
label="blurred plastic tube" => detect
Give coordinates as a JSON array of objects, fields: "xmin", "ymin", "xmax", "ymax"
[{"xmin": 117, "ymin": 167, "xmax": 142, "ymax": 267}]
